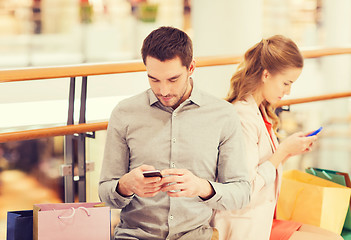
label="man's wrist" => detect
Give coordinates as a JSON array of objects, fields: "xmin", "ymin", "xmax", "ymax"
[
  {"xmin": 199, "ymin": 179, "xmax": 215, "ymax": 200},
  {"xmin": 116, "ymin": 179, "xmax": 134, "ymax": 197}
]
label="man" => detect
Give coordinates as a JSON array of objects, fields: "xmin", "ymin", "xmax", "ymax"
[{"xmin": 99, "ymin": 26, "xmax": 250, "ymax": 240}]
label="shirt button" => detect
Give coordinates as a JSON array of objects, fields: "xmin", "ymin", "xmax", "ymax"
[
  {"xmin": 170, "ymin": 215, "xmax": 174, "ymax": 220},
  {"xmin": 173, "ymin": 113, "xmax": 177, "ymax": 117},
  {"xmin": 172, "ymin": 138, "xmax": 176, "ymax": 143},
  {"xmin": 171, "ymin": 162, "xmax": 175, "ymax": 168}
]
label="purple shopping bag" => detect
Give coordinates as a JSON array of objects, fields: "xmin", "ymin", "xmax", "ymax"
[{"xmin": 33, "ymin": 202, "xmax": 110, "ymax": 240}]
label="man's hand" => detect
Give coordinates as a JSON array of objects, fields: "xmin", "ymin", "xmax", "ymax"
[
  {"xmin": 117, "ymin": 165, "xmax": 163, "ymax": 198},
  {"xmin": 160, "ymin": 169, "xmax": 215, "ymax": 200}
]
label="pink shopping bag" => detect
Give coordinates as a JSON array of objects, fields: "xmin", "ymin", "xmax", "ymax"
[{"xmin": 33, "ymin": 202, "xmax": 110, "ymax": 240}]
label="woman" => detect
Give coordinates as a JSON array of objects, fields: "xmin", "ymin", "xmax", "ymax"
[{"xmin": 212, "ymin": 35, "xmax": 343, "ymax": 240}]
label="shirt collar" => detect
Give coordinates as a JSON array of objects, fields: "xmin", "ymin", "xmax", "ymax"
[
  {"xmin": 188, "ymin": 79, "xmax": 201, "ymax": 106},
  {"xmin": 147, "ymin": 78, "xmax": 202, "ymax": 108},
  {"xmin": 148, "ymin": 89, "xmax": 159, "ymax": 106}
]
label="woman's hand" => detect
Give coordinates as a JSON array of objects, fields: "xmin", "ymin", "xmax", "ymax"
[
  {"xmin": 270, "ymin": 132, "xmax": 317, "ymax": 168},
  {"xmin": 280, "ymin": 132, "xmax": 317, "ymax": 157}
]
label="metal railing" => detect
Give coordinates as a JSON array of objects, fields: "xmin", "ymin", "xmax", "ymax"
[{"xmin": 1, "ymin": 47, "xmax": 351, "ymax": 202}]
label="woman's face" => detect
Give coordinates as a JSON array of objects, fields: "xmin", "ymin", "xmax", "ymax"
[{"xmin": 261, "ymin": 67, "xmax": 302, "ymax": 104}]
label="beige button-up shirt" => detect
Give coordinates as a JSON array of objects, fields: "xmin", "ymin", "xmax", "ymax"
[{"xmin": 99, "ymin": 83, "xmax": 250, "ymax": 240}]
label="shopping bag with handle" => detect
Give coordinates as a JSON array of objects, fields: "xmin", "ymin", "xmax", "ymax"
[
  {"xmin": 33, "ymin": 202, "xmax": 110, "ymax": 240},
  {"xmin": 306, "ymin": 167, "xmax": 351, "ymax": 230},
  {"xmin": 7, "ymin": 210, "xmax": 33, "ymax": 240},
  {"xmin": 276, "ymin": 170, "xmax": 351, "ymax": 234},
  {"xmin": 341, "ymin": 228, "xmax": 351, "ymax": 240}
]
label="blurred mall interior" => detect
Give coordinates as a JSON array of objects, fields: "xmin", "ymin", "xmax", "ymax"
[{"xmin": 0, "ymin": 0, "xmax": 351, "ymax": 239}]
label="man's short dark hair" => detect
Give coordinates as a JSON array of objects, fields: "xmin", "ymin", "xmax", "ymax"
[{"xmin": 141, "ymin": 26, "xmax": 193, "ymax": 68}]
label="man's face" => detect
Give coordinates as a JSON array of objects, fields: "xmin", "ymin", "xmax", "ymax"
[{"xmin": 145, "ymin": 56, "xmax": 195, "ymax": 109}]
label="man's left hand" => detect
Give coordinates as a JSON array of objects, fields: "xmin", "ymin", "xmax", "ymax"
[{"xmin": 160, "ymin": 169, "xmax": 215, "ymax": 200}]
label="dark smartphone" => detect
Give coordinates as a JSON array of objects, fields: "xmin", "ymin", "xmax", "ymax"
[
  {"xmin": 306, "ymin": 127, "xmax": 323, "ymax": 137},
  {"xmin": 143, "ymin": 170, "xmax": 162, "ymax": 178}
]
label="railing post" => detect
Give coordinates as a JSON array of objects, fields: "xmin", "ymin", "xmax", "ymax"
[
  {"xmin": 77, "ymin": 76, "xmax": 88, "ymax": 202},
  {"xmin": 64, "ymin": 77, "xmax": 76, "ymax": 203}
]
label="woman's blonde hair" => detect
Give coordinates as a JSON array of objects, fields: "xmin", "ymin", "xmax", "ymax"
[{"xmin": 226, "ymin": 35, "xmax": 304, "ymax": 131}]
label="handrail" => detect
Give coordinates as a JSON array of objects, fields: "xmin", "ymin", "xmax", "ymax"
[
  {"xmin": 275, "ymin": 91, "xmax": 351, "ymax": 108},
  {"xmin": 1, "ymin": 47, "xmax": 351, "ymax": 143},
  {"xmin": 1, "ymin": 47, "xmax": 351, "ymax": 83},
  {"xmin": 301, "ymin": 47, "xmax": 351, "ymax": 58},
  {"xmin": 0, "ymin": 122, "xmax": 108, "ymax": 143},
  {"xmin": 0, "ymin": 61, "xmax": 145, "ymax": 83}
]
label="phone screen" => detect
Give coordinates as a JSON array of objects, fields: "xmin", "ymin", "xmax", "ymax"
[
  {"xmin": 306, "ymin": 127, "xmax": 323, "ymax": 137},
  {"xmin": 143, "ymin": 170, "xmax": 162, "ymax": 178}
]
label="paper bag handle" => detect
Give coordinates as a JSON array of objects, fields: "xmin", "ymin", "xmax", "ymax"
[
  {"xmin": 308, "ymin": 168, "xmax": 332, "ymax": 180},
  {"xmin": 309, "ymin": 168, "xmax": 316, "ymax": 176},
  {"xmin": 321, "ymin": 170, "xmax": 332, "ymax": 180},
  {"xmin": 58, "ymin": 207, "xmax": 90, "ymax": 219}
]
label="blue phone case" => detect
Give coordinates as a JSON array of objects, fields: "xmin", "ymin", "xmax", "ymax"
[{"xmin": 306, "ymin": 127, "xmax": 323, "ymax": 136}]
